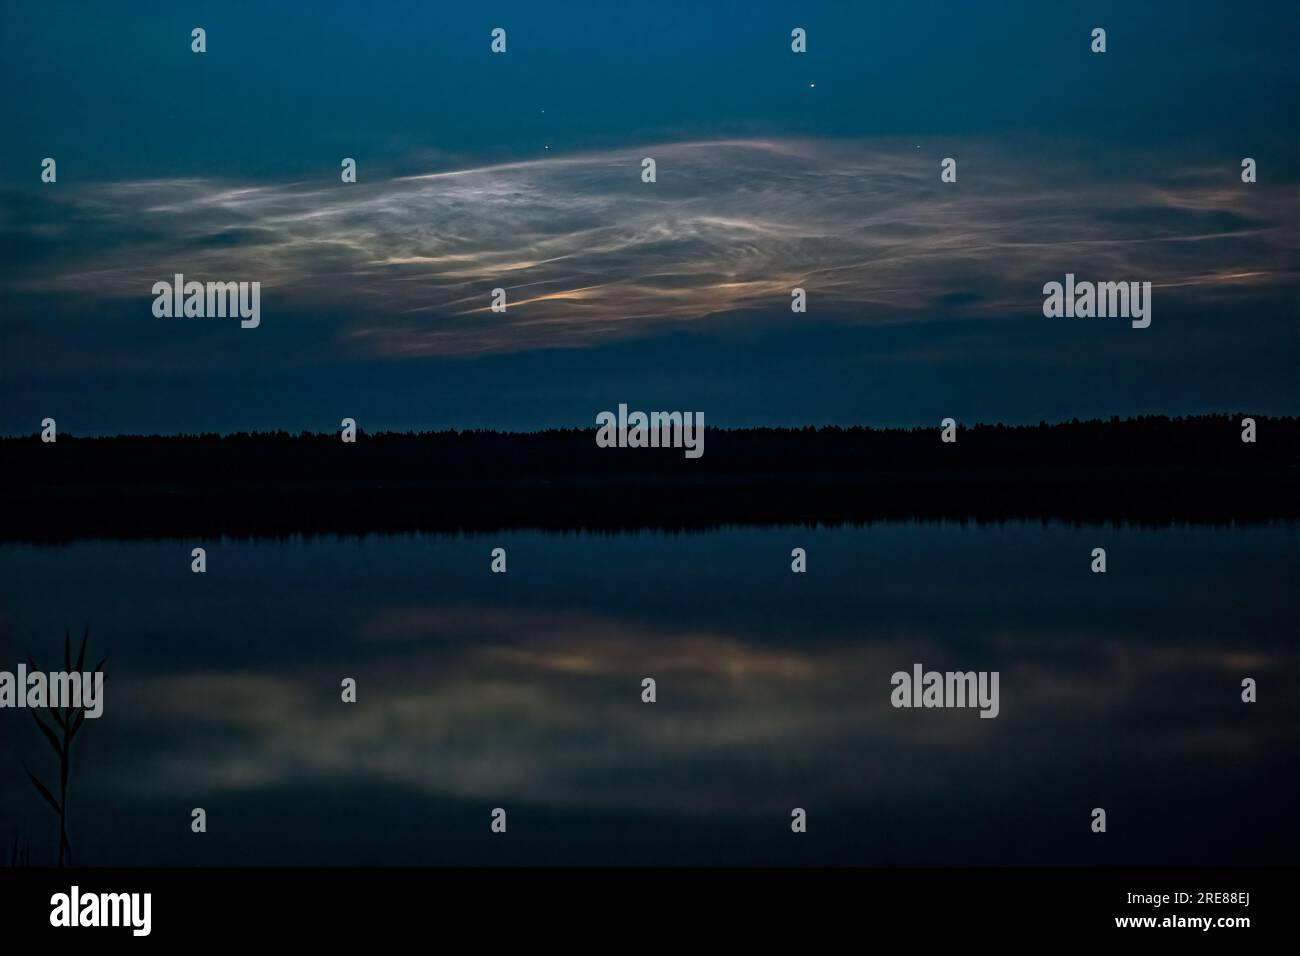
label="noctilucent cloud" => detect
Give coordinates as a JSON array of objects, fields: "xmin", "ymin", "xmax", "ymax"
[{"xmin": 2, "ymin": 0, "xmax": 1296, "ymax": 434}]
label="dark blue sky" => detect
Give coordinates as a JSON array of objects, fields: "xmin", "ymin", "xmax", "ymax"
[{"xmin": 2, "ymin": 0, "xmax": 1296, "ymax": 433}]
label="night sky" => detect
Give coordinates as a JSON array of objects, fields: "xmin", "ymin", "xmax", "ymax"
[{"xmin": 2, "ymin": 0, "xmax": 1296, "ymax": 434}]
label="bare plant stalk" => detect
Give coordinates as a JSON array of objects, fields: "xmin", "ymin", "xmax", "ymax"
[{"xmin": 23, "ymin": 627, "xmax": 105, "ymax": 867}]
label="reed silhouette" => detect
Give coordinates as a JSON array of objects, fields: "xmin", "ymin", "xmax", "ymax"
[
  {"xmin": 22, "ymin": 628, "xmax": 106, "ymax": 867},
  {"xmin": 6, "ymin": 831, "xmax": 30, "ymax": 867}
]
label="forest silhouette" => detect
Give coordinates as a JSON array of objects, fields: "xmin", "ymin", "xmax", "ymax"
[{"xmin": 3, "ymin": 415, "xmax": 1294, "ymax": 540}]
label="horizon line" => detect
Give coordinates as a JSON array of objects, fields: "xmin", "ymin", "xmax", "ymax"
[{"xmin": 3, "ymin": 411, "xmax": 1288, "ymax": 442}]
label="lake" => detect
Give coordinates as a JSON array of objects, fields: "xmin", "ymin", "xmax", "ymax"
[{"xmin": 1, "ymin": 520, "xmax": 1295, "ymax": 866}]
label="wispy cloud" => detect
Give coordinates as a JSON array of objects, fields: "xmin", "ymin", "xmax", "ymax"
[{"xmin": 6, "ymin": 139, "xmax": 1296, "ymax": 357}]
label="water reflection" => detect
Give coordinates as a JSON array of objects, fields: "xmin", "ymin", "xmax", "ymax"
[{"xmin": 0, "ymin": 522, "xmax": 1295, "ymax": 865}]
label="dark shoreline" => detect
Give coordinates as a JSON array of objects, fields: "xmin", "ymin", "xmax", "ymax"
[{"xmin": 4, "ymin": 415, "xmax": 1295, "ymax": 540}]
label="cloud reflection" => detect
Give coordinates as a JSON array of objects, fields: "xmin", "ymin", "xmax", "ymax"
[{"xmin": 106, "ymin": 604, "xmax": 1286, "ymax": 814}]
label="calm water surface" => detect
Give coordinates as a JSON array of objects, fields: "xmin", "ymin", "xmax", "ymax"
[{"xmin": 1, "ymin": 521, "xmax": 1296, "ymax": 865}]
